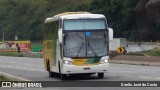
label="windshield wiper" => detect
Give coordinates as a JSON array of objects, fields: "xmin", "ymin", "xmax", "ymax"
[
  {"xmin": 75, "ymin": 42, "xmax": 84, "ymax": 57},
  {"xmin": 88, "ymin": 42, "xmax": 98, "ymax": 57}
]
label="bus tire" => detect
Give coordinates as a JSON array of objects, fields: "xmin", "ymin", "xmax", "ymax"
[
  {"xmin": 58, "ymin": 61, "xmax": 67, "ymax": 80},
  {"xmin": 47, "ymin": 61, "xmax": 55, "ymax": 77},
  {"xmin": 60, "ymin": 74, "xmax": 67, "ymax": 80},
  {"xmin": 98, "ymin": 73, "xmax": 104, "ymax": 79}
]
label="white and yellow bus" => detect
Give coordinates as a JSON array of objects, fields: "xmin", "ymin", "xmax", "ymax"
[{"xmin": 43, "ymin": 12, "xmax": 113, "ymax": 80}]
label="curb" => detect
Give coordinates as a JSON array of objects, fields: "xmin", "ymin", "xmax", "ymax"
[
  {"xmin": 110, "ymin": 60, "xmax": 160, "ymax": 67},
  {"xmin": 0, "ymin": 71, "xmax": 31, "ymax": 81}
]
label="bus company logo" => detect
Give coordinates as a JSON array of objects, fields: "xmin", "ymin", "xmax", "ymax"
[
  {"xmin": 74, "ymin": 59, "xmax": 85, "ymax": 62},
  {"xmin": 2, "ymin": 82, "xmax": 11, "ymax": 87},
  {"xmin": 75, "ymin": 60, "xmax": 83, "ymax": 62}
]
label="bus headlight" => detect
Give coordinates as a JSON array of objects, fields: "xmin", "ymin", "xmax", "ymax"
[
  {"xmin": 63, "ymin": 60, "xmax": 73, "ymax": 65},
  {"xmin": 100, "ymin": 59, "xmax": 109, "ymax": 64}
]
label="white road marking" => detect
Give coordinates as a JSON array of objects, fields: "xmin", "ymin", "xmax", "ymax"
[
  {"xmin": 119, "ymin": 71, "xmax": 134, "ymax": 73},
  {"xmin": 138, "ymin": 76, "xmax": 152, "ymax": 79},
  {"xmin": 0, "ymin": 71, "xmax": 31, "ymax": 81},
  {"xmin": 138, "ymin": 76, "xmax": 160, "ymax": 80},
  {"xmin": 155, "ymin": 78, "xmax": 160, "ymax": 80}
]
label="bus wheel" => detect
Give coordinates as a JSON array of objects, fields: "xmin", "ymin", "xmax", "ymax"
[
  {"xmin": 98, "ymin": 73, "xmax": 104, "ymax": 79},
  {"xmin": 49, "ymin": 71, "xmax": 55, "ymax": 78},
  {"xmin": 47, "ymin": 62, "xmax": 55, "ymax": 77},
  {"xmin": 60, "ymin": 73, "xmax": 67, "ymax": 80}
]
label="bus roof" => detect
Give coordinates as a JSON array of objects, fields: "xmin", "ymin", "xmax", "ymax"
[
  {"xmin": 54, "ymin": 12, "xmax": 91, "ymax": 17},
  {"xmin": 44, "ymin": 12, "xmax": 106, "ymax": 23}
]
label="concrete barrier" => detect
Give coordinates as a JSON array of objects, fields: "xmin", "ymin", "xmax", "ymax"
[{"xmin": 126, "ymin": 42, "xmax": 159, "ymax": 52}]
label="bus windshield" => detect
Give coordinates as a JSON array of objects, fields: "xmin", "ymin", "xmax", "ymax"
[
  {"xmin": 64, "ymin": 19, "xmax": 106, "ymax": 30},
  {"xmin": 63, "ymin": 31, "xmax": 108, "ymax": 58}
]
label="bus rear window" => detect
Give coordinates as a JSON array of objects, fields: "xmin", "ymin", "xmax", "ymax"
[{"xmin": 64, "ymin": 19, "xmax": 106, "ymax": 30}]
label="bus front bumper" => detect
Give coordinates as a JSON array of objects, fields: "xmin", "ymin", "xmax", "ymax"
[{"xmin": 61, "ymin": 63, "xmax": 109, "ymax": 74}]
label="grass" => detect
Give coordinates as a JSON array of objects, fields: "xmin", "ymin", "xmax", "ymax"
[
  {"xmin": 0, "ymin": 52, "xmax": 18, "ymax": 57},
  {"xmin": 109, "ymin": 48, "xmax": 160, "ymax": 58},
  {"xmin": 125, "ymin": 48, "xmax": 160, "ymax": 57},
  {"xmin": 124, "ymin": 48, "xmax": 160, "ymax": 57},
  {"xmin": 0, "ymin": 75, "xmax": 12, "ymax": 81},
  {"xmin": 142, "ymin": 48, "xmax": 160, "ymax": 56}
]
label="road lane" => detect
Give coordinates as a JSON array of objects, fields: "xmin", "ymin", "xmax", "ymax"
[{"xmin": 0, "ymin": 56, "xmax": 160, "ymax": 81}]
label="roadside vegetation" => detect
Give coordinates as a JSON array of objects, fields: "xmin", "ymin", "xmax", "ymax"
[
  {"xmin": 0, "ymin": 75, "xmax": 12, "ymax": 81},
  {"xmin": 124, "ymin": 48, "xmax": 160, "ymax": 57},
  {"xmin": 110, "ymin": 48, "xmax": 160, "ymax": 59},
  {"xmin": 0, "ymin": 0, "xmax": 160, "ymax": 42},
  {"xmin": 0, "ymin": 41, "xmax": 43, "ymax": 57},
  {"xmin": 142, "ymin": 48, "xmax": 160, "ymax": 57},
  {"xmin": 0, "ymin": 0, "xmax": 159, "ymax": 57},
  {"xmin": 0, "ymin": 52, "xmax": 18, "ymax": 57}
]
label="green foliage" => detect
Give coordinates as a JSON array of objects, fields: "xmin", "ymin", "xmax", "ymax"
[
  {"xmin": 31, "ymin": 41, "xmax": 43, "ymax": 51},
  {"xmin": 0, "ymin": 0, "xmax": 159, "ymax": 41},
  {"xmin": 126, "ymin": 48, "xmax": 160, "ymax": 57},
  {"xmin": 68, "ymin": 0, "xmax": 141, "ymax": 41},
  {"xmin": 0, "ymin": 0, "xmax": 51, "ymax": 40},
  {"xmin": 0, "ymin": 75, "xmax": 11, "ymax": 81},
  {"xmin": 0, "ymin": 0, "xmax": 92, "ymax": 41},
  {"xmin": 143, "ymin": 48, "xmax": 160, "ymax": 57},
  {"xmin": 0, "ymin": 52, "xmax": 18, "ymax": 56}
]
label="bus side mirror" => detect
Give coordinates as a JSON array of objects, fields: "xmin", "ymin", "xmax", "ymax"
[
  {"xmin": 58, "ymin": 29, "xmax": 63, "ymax": 44},
  {"xmin": 108, "ymin": 28, "xmax": 113, "ymax": 41}
]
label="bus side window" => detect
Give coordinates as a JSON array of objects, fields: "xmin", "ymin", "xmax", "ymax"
[{"xmin": 53, "ymin": 22, "xmax": 56, "ymax": 38}]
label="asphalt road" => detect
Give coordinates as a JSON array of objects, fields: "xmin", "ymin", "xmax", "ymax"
[
  {"xmin": 0, "ymin": 56, "xmax": 160, "ymax": 81},
  {"xmin": 0, "ymin": 56, "xmax": 160, "ymax": 90}
]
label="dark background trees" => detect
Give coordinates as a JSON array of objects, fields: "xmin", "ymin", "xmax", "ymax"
[{"xmin": 0, "ymin": 0, "xmax": 159, "ymax": 41}]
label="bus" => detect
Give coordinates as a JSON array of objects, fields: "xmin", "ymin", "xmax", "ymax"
[{"xmin": 43, "ymin": 12, "xmax": 113, "ymax": 80}]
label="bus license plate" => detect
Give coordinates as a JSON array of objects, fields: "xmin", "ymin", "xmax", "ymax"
[{"xmin": 83, "ymin": 67, "xmax": 90, "ymax": 70}]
